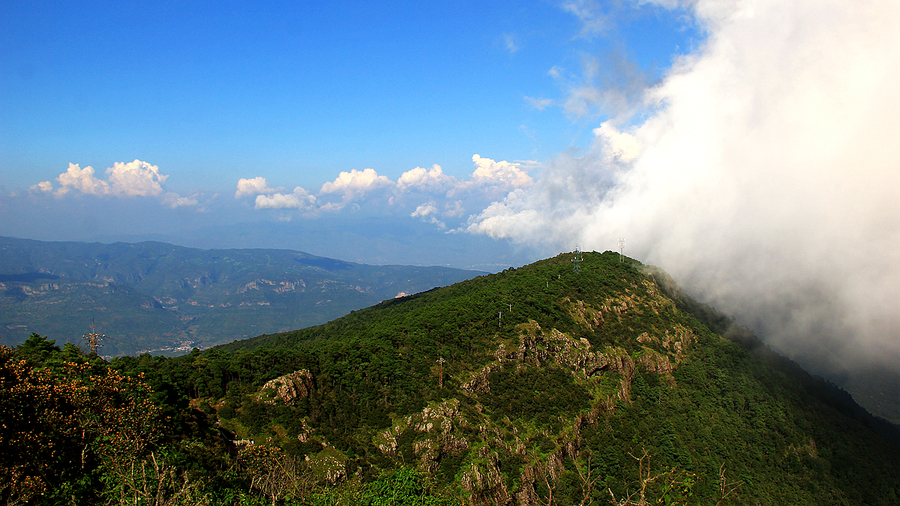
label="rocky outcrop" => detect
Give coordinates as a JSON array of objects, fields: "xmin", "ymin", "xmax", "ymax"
[
  {"xmin": 256, "ymin": 369, "xmax": 314, "ymax": 405},
  {"xmin": 637, "ymin": 349, "xmax": 675, "ymax": 375},
  {"xmin": 515, "ymin": 441, "xmax": 578, "ymax": 505},
  {"xmin": 375, "ymin": 399, "xmax": 472, "ymax": 475},
  {"xmin": 374, "ymin": 282, "xmax": 700, "ymax": 506},
  {"xmin": 461, "ymin": 447, "xmax": 511, "ymax": 505},
  {"xmin": 566, "ymin": 278, "xmax": 679, "ymax": 331}
]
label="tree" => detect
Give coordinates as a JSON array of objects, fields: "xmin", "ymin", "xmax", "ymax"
[{"xmin": 0, "ymin": 343, "xmax": 163, "ymax": 504}]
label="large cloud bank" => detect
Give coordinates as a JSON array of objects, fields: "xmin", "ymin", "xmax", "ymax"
[{"xmin": 467, "ymin": 0, "xmax": 900, "ymax": 373}]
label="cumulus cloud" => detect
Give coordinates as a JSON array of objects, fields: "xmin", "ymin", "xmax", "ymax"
[
  {"xmin": 593, "ymin": 122, "xmax": 640, "ymax": 164},
  {"xmin": 444, "ymin": 200, "xmax": 465, "ymax": 218},
  {"xmin": 236, "ymin": 177, "xmax": 280, "ymax": 198},
  {"xmin": 31, "ymin": 160, "xmax": 199, "ymax": 209},
  {"xmin": 31, "ymin": 181, "xmax": 53, "ymax": 193},
  {"xmin": 236, "ymin": 169, "xmax": 397, "ymax": 213},
  {"xmin": 254, "ymin": 187, "xmax": 317, "ymax": 210},
  {"xmin": 399, "ymin": 157, "xmax": 534, "ymax": 201},
  {"xmin": 56, "ymin": 163, "xmax": 111, "ymax": 196},
  {"xmin": 466, "ymin": 0, "xmax": 900, "ymax": 379},
  {"xmin": 397, "ymin": 164, "xmax": 458, "ymax": 192},
  {"xmin": 106, "ymin": 160, "xmax": 168, "ymax": 196},
  {"xmin": 234, "ymin": 155, "xmax": 536, "ymax": 230},
  {"xmin": 470, "ymin": 154, "xmax": 534, "ymax": 188},
  {"xmin": 315, "ymin": 168, "xmax": 394, "ymax": 211},
  {"xmin": 320, "ymin": 168, "xmax": 393, "ymax": 195},
  {"xmin": 160, "ymin": 192, "xmax": 200, "ymax": 209},
  {"xmin": 39, "ymin": 160, "xmax": 196, "ymax": 208}
]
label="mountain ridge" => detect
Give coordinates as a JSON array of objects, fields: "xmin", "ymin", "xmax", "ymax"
[
  {"xmin": 5, "ymin": 250, "xmax": 900, "ymax": 504},
  {"xmin": 0, "ymin": 235, "xmax": 485, "ymax": 355},
  {"xmin": 180, "ymin": 251, "xmax": 900, "ymax": 504}
]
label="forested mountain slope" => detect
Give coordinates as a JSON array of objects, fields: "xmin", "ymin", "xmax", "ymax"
[
  {"xmin": 0, "ymin": 236, "xmax": 482, "ymax": 355},
  {"xmin": 3, "ymin": 251, "xmax": 899, "ymax": 505}
]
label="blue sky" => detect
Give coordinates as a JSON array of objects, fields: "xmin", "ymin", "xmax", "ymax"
[{"xmin": 1, "ymin": 0, "xmax": 696, "ymax": 214}]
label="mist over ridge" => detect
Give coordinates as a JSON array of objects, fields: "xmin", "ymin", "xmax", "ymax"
[{"xmin": 465, "ymin": 0, "xmax": 900, "ymax": 380}]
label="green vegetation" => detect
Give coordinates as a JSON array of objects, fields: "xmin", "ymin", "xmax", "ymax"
[{"xmin": 2, "ymin": 251, "xmax": 899, "ymax": 504}]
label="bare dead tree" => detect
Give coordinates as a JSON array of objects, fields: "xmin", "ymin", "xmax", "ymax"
[
  {"xmin": 607, "ymin": 449, "xmax": 682, "ymax": 506},
  {"xmin": 240, "ymin": 445, "xmax": 313, "ymax": 506},
  {"xmin": 714, "ymin": 462, "xmax": 743, "ymax": 506},
  {"xmin": 109, "ymin": 452, "xmax": 208, "ymax": 506},
  {"xmin": 537, "ymin": 470, "xmax": 554, "ymax": 506},
  {"xmin": 575, "ymin": 455, "xmax": 601, "ymax": 506}
]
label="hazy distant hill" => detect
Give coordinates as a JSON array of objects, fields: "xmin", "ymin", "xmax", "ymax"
[{"xmin": 0, "ymin": 236, "xmax": 483, "ymax": 355}]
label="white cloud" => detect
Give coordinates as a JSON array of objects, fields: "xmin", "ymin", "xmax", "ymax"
[
  {"xmin": 467, "ymin": 0, "xmax": 900, "ymax": 376},
  {"xmin": 411, "ymin": 202, "xmax": 438, "ymax": 218},
  {"xmin": 232, "ymin": 156, "xmax": 537, "ymax": 226},
  {"xmin": 411, "ymin": 202, "xmax": 446, "ymax": 228},
  {"xmin": 555, "ymin": 53, "xmax": 649, "ymax": 119},
  {"xmin": 236, "ymin": 177, "xmax": 280, "ymax": 198},
  {"xmin": 31, "ymin": 181, "xmax": 53, "ymax": 193},
  {"xmin": 45, "ymin": 160, "xmax": 196, "ymax": 207},
  {"xmin": 254, "ymin": 187, "xmax": 317, "ymax": 210},
  {"xmin": 56, "ymin": 163, "xmax": 111, "ymax": 196},
  {"xmin": 561, "ymin": 0, "xmax": 612, "ymax": 38},
  {"xmin": 524, "ymin": 96, "xmax": 554, "ymax": 111},
  {"xmin": 161, "ymin": 192, "xmax": 199, "ymax": 209},
  {"xmin": 106, "ymin": 159, "xmax": 167, "ymax": 197},
  {"xmin": 470, "ymin": 154, "xmax": 534, "ymax": 188},
  {"xmin": 593, "ymin": 122, "xmax": 640, "ymax": 164},
  {"xmin": 317, "ymin": 168, "xmax": 395, "ymax": 211},
  {"xmin": 464, "ymin": 189, "xmax": 544, "ymax": 239},
  {"xmin": 397, "ymin": 164, "xmax": 457, "ymax": 192},
  {"xmin": 444, "ymin": 200, "xmax": 465, "ymax": 218},
  {"xmin": 320, "ymin": 168, "xmax": 393, "ymax": 195},
  {"xmin": 399, "ymin": 157, "xmax": 535, "ymax": 204}
]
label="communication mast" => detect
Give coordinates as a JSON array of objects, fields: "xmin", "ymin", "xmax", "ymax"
[
  {"xmin": 618, "ymin": 238, "xmax": 626, "ymax": 262},
  {"xmin": 82, "ymin": 318, "xmax": 107, "ymax": 354},
  {"xmin": 436, "ymin": 357, "xmax": 447, "ymax": 388},
  {"xmin": 572, "ymin": 247, "xmax": 583, "ymax": 273}
]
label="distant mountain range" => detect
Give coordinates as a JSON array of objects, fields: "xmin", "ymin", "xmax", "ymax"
[{"xmin": 0, "ymin": 236, "xmax": 483, "ymax": 355}]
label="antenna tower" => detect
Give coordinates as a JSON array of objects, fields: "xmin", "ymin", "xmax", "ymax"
[
  {"xmin": 572, "ymin": 247, "xmax": 583, "ymax": 273},
  {"xmin": 82, "ymin": 318, "xmax": 107, "ymax": 354},
  {"xmin": 618, "ymin": 238, "xmax": 625, "ymax": 262},
  {"xmin": 436, "ymin": 357, "xmax": 447, "ymax": 388}
]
